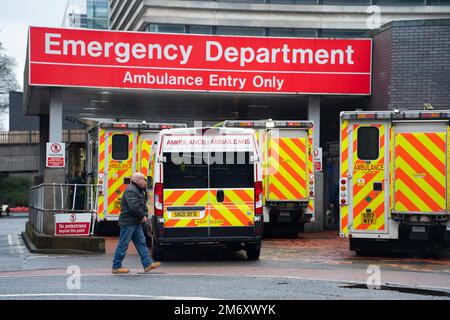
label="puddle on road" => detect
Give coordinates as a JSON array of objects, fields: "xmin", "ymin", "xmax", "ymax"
[{"xmin": 340, "ymin": 283, "xmax": 450, "ymax": 297}]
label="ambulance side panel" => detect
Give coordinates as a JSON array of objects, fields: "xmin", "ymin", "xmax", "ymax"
[
  {"xmin": 137, "ymin": 132, "xmax": 159, "ymax": 179},
  {"xmin": 392, "ymin": 123, "xmax": 448, "ymax": 214},
  {"xmin": 266, "ymin": 129, "xmax": 309, "ymax": 202},
  {"xmin": 97, "ymin": 127, "xmax": 107, "ymax": 220}
]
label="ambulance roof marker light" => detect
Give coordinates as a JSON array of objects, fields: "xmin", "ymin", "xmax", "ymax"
[
  {"xmin": 239, "ymin": 121, "xmax": 254, "ymax": 127},
  {"xmin": 113, "ymin": 123, "xmax": 128, "ymax": 128},
  {"xmin": 421, "ymin": 112, "xmax": 441, "ymax": 119},
  {"xmin": 266, "ymin": 119, "xmax": 275, "ymax": 128}
]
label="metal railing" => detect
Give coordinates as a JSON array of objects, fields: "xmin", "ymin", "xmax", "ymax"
[
  {"xmin": 0, "ymin": 130, "xmax": 86, "ymax": 144},
  {"xmin": 29, "ymin": 183, "xmax": 99, "ymax": 235}
]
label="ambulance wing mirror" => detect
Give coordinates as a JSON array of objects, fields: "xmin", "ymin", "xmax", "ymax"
[{"xmin": 157, "ymin": 156, "xmax": 167, "ymax": 163}]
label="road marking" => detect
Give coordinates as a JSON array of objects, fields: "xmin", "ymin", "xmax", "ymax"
[
  {"xmin": 13, "ymin": 234, "xmax": 24, "ymax": 255},
  {"xmin": 0, "ymin": 293, "xmax": 218, "ymax": 300},
  {"xmin": 7, "ymin": 235, "xmax": 13, "ymax": 246},
  {"xmin": 0, "ymin": 271, "xmax": 449, "ymax": 293},
  {"xmin": 27, "ymin": 255, "xmax": 68, "ymax": 259}
]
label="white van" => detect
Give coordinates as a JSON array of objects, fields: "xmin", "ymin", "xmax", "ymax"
[{"xmin": 145, "ymin": 127, "xmax": 263, "ymax": 260}]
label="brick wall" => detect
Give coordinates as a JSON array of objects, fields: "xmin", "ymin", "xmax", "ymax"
[{"xmin": 368, "ymin": 19, "xmax": 450, "ymax": 111}]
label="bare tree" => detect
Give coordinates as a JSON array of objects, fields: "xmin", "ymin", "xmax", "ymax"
[{"xmin": 0, "ymin": 39, "xmax": 19, "ymax": 119}]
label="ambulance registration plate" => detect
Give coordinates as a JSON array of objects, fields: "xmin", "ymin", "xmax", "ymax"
[
  {"xmin": 362, "ymin": 212, "xmax": 376, "ymax": 225},
  {"xmin": 172, "ymin": 211, "xmax": 200, "ymax": 218}
]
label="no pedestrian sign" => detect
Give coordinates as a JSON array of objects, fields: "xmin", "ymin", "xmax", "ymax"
[
  {"xmin": 46, "ymin": 142, "xmax": 65, "ymax": 168},
  {"xmin": 314, "ymin": 147, "xmax": 322, "ymax": 172},
  {"xmin": 55, "ymin": 213, "xmax": 91, "ymax": 236}
]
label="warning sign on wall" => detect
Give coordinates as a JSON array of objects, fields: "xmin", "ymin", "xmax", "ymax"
[
  {"xmin": 55, "ymin": 213, "xmax": 91, "ymax": 236},
  {"xmin": 314, "ymin": 147, "xmax": 322, "ymax": 172},
  {"xmin": 46, "ymin": 142, "xmax": 65, "ymax": 168}
]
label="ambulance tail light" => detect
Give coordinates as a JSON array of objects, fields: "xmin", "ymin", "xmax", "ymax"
[
  {"xmin": 254, "ymin": 181, "xmax": 263, "ymax": 215},
  {"xmin": 154, "ymin": 183, "xmax": 164, "ymax": 217},
  {"xmin": 308, "ymin": 174, "xmax": 315, "ymax": 197},
  {"xmin": 340, "ymin": 178, "xmax": 348, "ymax": 206}
]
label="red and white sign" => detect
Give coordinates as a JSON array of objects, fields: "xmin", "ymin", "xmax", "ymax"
[
  {"xmin": 55, "ymin": 213, "xmax": 91, "ymax": 236},
  {"xmin": 314, "ymin": 147, "xmax": 322, "ymax": 172},
  {"xmin": 29, "ymin": 27, "xmax": 372, "ymax": 95},
  {"xmin": 46, "ymin": 142, "xmax": 65, "ymax": 168},
  {"xmin": 163, "ymin": 134, "xmax": 255, "ymax": 152}
]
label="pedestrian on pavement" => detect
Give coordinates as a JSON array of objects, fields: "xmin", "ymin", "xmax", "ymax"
[
  {"xmin": 5, "ymin": 206, "xmax": 10, "ymax": 216},
  {"xmin": 70, "ymin": 167, "xmax": 86, "ymax": 210},
  {"xmin": 112, "ymin": 172, "xmax": 160, "ymax": 274}
]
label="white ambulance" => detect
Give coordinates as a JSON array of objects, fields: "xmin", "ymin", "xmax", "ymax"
[{"xmin": 145, "ymin": 127, "xmax": 263, "ymax": 260}]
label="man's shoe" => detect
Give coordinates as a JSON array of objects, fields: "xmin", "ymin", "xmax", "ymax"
[
  {"xmin": 112, "ymin": 268, "xmax": 130, "ymax": 274},
  {"xmin": 144, "ymin": 261, "xmax": 161, "ymax": 272}
]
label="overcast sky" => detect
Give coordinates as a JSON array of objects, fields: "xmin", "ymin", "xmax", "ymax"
[{"xmin": 0, "ymin": 0, "xmax": 68, "ymax": 129}]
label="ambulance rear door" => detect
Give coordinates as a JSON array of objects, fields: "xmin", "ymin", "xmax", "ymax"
[
  {"xmin": 104, "ymin": 129, "xmax": 137, "ymax": 217},
  {"xmin": 208, "ymin": 130, "xmax": 259, "ymax": 237},
  {"xmin": 347, "ymin": 121, "xmax": 390, "ymax": 234}
]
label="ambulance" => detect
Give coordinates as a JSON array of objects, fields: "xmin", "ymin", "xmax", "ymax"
[
  {"xmin": 86, "ymin": 121, "xmax": 187, "ymax": 234},
  {"xmin": 339, "ymin": 110, "xmax": 450, "ymax": 253},
  {"xmin": 213, "ymin": 120, "xmax": 315, "ymax": 237},
  {"xmin": 144, "ymin": 127, "xmax": 263, "ymax": 260}
]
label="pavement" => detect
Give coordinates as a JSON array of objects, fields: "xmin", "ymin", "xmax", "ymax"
[{"xmin": 0, "ymin": 217, "xmax": 449, "ymax": 300}]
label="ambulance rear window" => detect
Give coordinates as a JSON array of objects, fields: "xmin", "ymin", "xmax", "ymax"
[
  {"xmin": 209, "ymin": 152, "xmax": 254, "ymax": 189},
  {"xmin": 163, "ymin": 153, "xmax": 208, "ymax": 189},
  {"xmin": 357, "ymin": 127, "xmax": 379, "ymax": 160},
  {"xmin": 112, "ymin": 134, "xmax": 129, "ymax": 160}
]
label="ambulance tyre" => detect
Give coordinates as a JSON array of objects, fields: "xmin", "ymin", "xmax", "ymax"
[
  {"xmin": 245, "ymin": 242, "xmax": 261, "ymax": 260},
  {"xmin": 151, "ymin": 236, "xmax": 165, "ymax": 261}
]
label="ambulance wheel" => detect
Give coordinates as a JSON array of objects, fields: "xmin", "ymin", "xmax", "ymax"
[
  {"xmin": 245, "ymin": 243, "xmax": 261, "ymax": 261},
  {"xmin": 151, "ymin": 236, "xmax": 165, "ymax": 261}
]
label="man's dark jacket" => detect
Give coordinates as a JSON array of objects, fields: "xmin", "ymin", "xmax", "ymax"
[{"xmin": 118, "ymin": 182, "xmax": 148, "ymax": 226}]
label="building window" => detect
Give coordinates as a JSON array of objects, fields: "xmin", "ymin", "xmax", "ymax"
[
  {"xmin": 148, "ymin": 24, "xmax": 186, "ymax": 33},
  {"xmin": 216, "ymin": 26, "xmax": 265, "ymax": 36},
  {"xmin": 374, "ymin": 0, "xmax": 426, "ymax": 4},
  {"xmin": 189, "ymin": 25, "xmax": 213, "ymax": 34},
  {"xmin": 294, "ymin": 29, "xmax": 318, "ymax": 37},
  {"xmin": 357, "ymin": 127, "xmax": 379, "ymax": 161},
  {"xmin": 427, "ymin": 0, "xmax": 450, "ymax": 4},
  {"xmin": 112, "ymin": 135, "xmax": 129, "ymax": 161},
  {"xmin": 322, "ymin": 0, "xmax": 370, "ymax": 4},
  {"xmin": 320, "ymin": 29, "xmax": 367, "ymax": 38}
]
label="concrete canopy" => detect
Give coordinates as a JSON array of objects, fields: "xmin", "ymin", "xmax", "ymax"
[{"xmin": 23, "ymin": 84, "xmax": 369, "ymax": 125}]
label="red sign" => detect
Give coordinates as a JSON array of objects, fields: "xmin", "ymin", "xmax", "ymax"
[
  {"xmin": 55, "ymin": 213, "xmax": 91, "ymax": 236},
  {"xmin": 46, "ymin": 142, "xmax": 65, "ymax": 168},
  {"xmin": 29, "ymin": 27, "xmax": 372, "ymax": 95}
]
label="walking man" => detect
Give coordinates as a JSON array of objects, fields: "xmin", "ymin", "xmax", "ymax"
[{"xmin": 112, "ymin": 172, "xmax": 161, "ymax": 274}]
